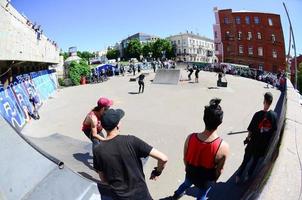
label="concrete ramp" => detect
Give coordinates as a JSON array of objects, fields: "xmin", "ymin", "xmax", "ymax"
[
  {"xmin": 153, "ymin": 69, "xmax": 180, "ymax": 85},
  {"xmin": 0, "ymin": 117, "xmax": 101, "ymax": 200}
]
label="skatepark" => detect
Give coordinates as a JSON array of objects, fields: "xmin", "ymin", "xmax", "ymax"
[{"xmin": 18, "ymin": 69, "xmax": 283, "ymax": 199}]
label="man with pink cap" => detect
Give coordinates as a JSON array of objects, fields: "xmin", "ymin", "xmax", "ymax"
[{"xmin": 82, "ymin": 97, "xmax": 113, "ymax": 146}]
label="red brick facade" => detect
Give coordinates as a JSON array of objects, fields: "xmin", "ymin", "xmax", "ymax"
[{"xmin": 214, "ymin": 9, "xmax": 286, "ymax": 73}]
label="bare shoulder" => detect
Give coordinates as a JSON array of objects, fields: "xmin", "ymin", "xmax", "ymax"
[{"xmin": 218, "ymin": 140, "xmax": 229, "ymax": 157}]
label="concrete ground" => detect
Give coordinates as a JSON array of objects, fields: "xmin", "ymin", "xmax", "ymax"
[{"xmin": 22, "ymin": 69, "xmax": 280, "ymax": 200}]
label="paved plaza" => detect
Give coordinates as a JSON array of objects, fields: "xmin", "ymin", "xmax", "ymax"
[{"xmin": 22, "ymin": 69, "xmax": 280, "ymax": 199}]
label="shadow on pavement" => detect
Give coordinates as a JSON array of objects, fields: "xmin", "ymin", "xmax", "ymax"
[
  {"xmin": 128, "ymin": 92, "xmax": 139, "ymax": 95},
  {"xmin": 73, "ymin": 152, "xmax": 94, "ymax": 170}
]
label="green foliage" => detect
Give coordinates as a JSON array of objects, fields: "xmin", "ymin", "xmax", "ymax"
[
  {"xmin": 68, "ymin": 60, "xmax": 90, "ymax": 85},
  {"xmin": 77, "ymin": 51, "xmax": 94, "ymax": 61},
  {"xmin": 106, "ymin": 49, "xmax": 120, "ymax": 60},
  {"xmin": 151, "ymin": 39, "xmax": 175, "ymax": 59},
  {"xmin": 125, "ymin": 39, "xmax": 142, "ymax": 60},
  {"xmin": 60, "ymin": 52, "xmax": 69, "ymax": 60},
  {"xmin": 142, "ymin": 42, "xmax": 153, "ymax": 58},
  {"xmin": 58, "ymin": 78, "xmax": 65, "ymax": 86}
]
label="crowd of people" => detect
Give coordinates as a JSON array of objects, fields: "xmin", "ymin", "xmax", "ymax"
[
  {"xmin": 81, "ymin": 92, "xmax": 278, "ymax": 199},
  {"xmin": 196, "ymin": 63, "xmax": 287, "ymax": 91}
]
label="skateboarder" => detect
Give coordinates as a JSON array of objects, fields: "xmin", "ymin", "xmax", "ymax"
[
  {"xmin": 187, "ymin": 64, "xmax": 194, "ymax": 80},
  {"xmin": 28, "ymin": 94, "xmax": 40, "ymax": 120},
  {"xmin": 195, "ymin": 66, "xmax": 200, "ymax": 83},
  {"xmin": 138, "ymin": 73, "xmax": 145, "ymax": 93}
]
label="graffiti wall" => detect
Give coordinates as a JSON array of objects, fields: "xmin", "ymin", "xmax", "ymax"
[{"xmin": 0, "ymin": 70, "xmax": 58, "ymax": 131}]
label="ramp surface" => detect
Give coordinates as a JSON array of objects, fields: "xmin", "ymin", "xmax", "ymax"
[
  {"xmin": 0, "ymin": 117, "xmax": 101, "ymax": 200},
  {"xmin": 153, "ymin": 69, "xmax": 180, "ymax": 85}
]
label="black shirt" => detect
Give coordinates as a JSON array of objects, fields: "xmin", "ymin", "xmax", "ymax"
[
  {"xmin": 138, "ymin": 74, "xmax": 145, "ymax": 82},
  {"xmin": 93, "ymin": 135, "xmax": 153, "ymax": 200},
  {"xmin": 247, "ymin": 110, "xmax": 277, "ymax": 156}
]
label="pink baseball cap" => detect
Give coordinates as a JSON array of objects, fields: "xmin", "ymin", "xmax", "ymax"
[{"xmin": 97, "ymin": 97, "xmax": 113, "ymax": 108}]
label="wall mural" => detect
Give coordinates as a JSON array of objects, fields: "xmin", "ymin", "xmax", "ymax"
[{"xmin": 0, "ymin": 70, "xmax": 57, "ymax": 130}]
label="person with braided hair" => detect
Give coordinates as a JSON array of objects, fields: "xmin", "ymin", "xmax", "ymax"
[{"xmin": 172, "ymin": 98, "xmax": 229, "ymax": 200}]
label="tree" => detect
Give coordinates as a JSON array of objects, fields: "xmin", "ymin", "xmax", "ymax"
[
  {"xmin": 125, "ymin": 39, "xmax": 142, "ymax": 60},
  {"xmin": 68, "ymin": 60, "xmax": 90, "ymax": 85},
  {"xmin": 152, "ymin": 39, "xmax": 175, "ymax": 59},
  {"xmin": 106, "ymin": 49, "xmax": 120, "ymax": 60},
  {"xmin": 60, "ymin": 52, "xmax": 69, "ymax": 60},
  {"xmin": 142, "ymin": 42, "xmax": 153, "ymax": 58},
  {"xmin": 78, "ymin": 51, "xmax": 94, "ymax": 61}
]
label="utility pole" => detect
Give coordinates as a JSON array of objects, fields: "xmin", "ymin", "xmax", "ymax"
[{"xmin": 283, "ymin": 2, "xmax": 298, "ymax": 89}]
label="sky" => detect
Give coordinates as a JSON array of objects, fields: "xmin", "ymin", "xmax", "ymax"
[{"xmin": 11, "ymin": 0, "xmax": 302, "ymax": 54}]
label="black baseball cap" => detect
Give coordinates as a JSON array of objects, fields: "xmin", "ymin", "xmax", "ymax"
[{"xmin": 101, "ymin": 109, "xmax": 125, "ymax": 131}]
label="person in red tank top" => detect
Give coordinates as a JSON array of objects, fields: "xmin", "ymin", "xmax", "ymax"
[
  {"xmin": 172, "ymin": 98, "xmax": 229, "ymax": 200},
  {"xmin": 82, "ymin": 97, "xmax": 113, "ymax": 147}
]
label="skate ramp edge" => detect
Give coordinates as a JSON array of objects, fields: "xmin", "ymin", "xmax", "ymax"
[
  {"xmin": 0, "ymin": 117, "xmax": 101, "ymax": 200},
  {"xmin": 153, "ymin": 69, "xmax": 180, "ymax": 85}
]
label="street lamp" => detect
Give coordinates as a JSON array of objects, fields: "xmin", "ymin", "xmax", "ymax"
[{"xmin": 283, "ymin": 2, "xmax": 298, "ymax": 89}]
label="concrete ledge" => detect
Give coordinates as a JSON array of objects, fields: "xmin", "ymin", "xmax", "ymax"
[{"xmin": 259, "ymin": 81, "xmax": 302, "ymax": 200}]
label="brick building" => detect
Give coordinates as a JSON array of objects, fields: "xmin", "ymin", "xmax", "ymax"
[{"xmin": 213, "ymin": 7, "xmax": 286, "ymax": 73}]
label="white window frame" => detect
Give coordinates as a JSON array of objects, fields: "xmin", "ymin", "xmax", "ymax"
[
  {"xmin": 239, "ymin": 45, "xmax": 244, "ymax": 54},
  {"xmin": 268, "ymin": 18, "xmax": 273, "ymax": 26},
  {"xmin": 272, "ymin": 49, "xmax": 277, "ymax": 58},
  {"xmin": 257, "ymin": 32, "xmax": 262, "ymax": 40},
  {"xmin": 258, "ymin": 47, "xmax": 263, "ymax": 56},
  {"xmin": 247, "ymin": 32, "xmax": 252, "ymax": 40},
  {"xmin": 248, "ymin": 47, "xmax": 253, "ymax": 55}
]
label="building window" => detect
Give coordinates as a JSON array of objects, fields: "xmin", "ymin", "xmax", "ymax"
[
  {"xmin": 224, "ymin": 17, "xmax": 229, "ymax": 24},
  {"xmin": 178, "ymin": 40, "xmax": 180, "ymax": 45},
  {"xmin": 248, "ymin": 47, "xmax": 253, "ymax": 55},
  {"xmin": 184, "ymin": 49, "xmax": 186, "ymax": 54},
  {"xmin": 259, "ymin": 65, "xmax": 263, "ymax": 71},
  {"xmin": 271, "ymin": 34, "xmax": 276, "ymax": 43},
  {"xmin": 236, "ymin": 16, "xmax": 241, "ymax": 24},
  {"xmin": 215, "ymin": 31, "xmax": 217, "ymax": 38},
  {"xmin": 245, "ymin": 16, "xmax": 250, "ymax": 24},
  {"xmin": 239, "ymin": 45, "xmax": 244, "ymax": 54},
  {"xmin": 247, "ymin": 32, "xmax": 252, "ymax": 40},
  {"xmin": 178, "ymin": 49, "xmax": 181, "ymax": 54},
  {"xmin": 272, "ymin": 49, "xmax": 277, "ymax": 58},
  {"xmin": 225, "ymin": 31, "xmax": 231, "ymax": 40},
  {"xmin": 268, "ymin": 18, "xmax": 273, "ymax": 26},
  {"xmin": 215, "ymin": 44, "xmax": 218, "ymax": 51},
  {"xmin": 257, "ymin": 32, "xmax": 262, "ymax": 39},
  {"xmin": 254, "ymin": 16, "xmax": 260, "ymax": 24},
  {"xmin": 183, "ymin": 41, "xmax": 186, "ymax": 45},
  {"xmin": 237, "ymin": 31, "xmax": 242, "ymax": 40},
  {"xmin": 258, "ymin": 47, "xmax": 263, "ymax": 56}
]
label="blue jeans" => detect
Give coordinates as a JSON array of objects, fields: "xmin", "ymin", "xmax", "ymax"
[{"xmin": 174, "ymin": 177, "xmax": 211, "ymax": 200}]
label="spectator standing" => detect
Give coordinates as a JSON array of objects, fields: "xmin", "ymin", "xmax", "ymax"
[
  {"xmin": 93, "ymin": 108, "xmax": 168, "ymax": 200},
  {"xmin": 172, "ymin": 98, "xmax": 229, "ymax": 200},
  {"xmin": 235, "ymin": 92, "xmax": 277, "ymax": 183},
  {"xmin": 82, "ymin": 97, "xmax": 113, "ymax": 146}
]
